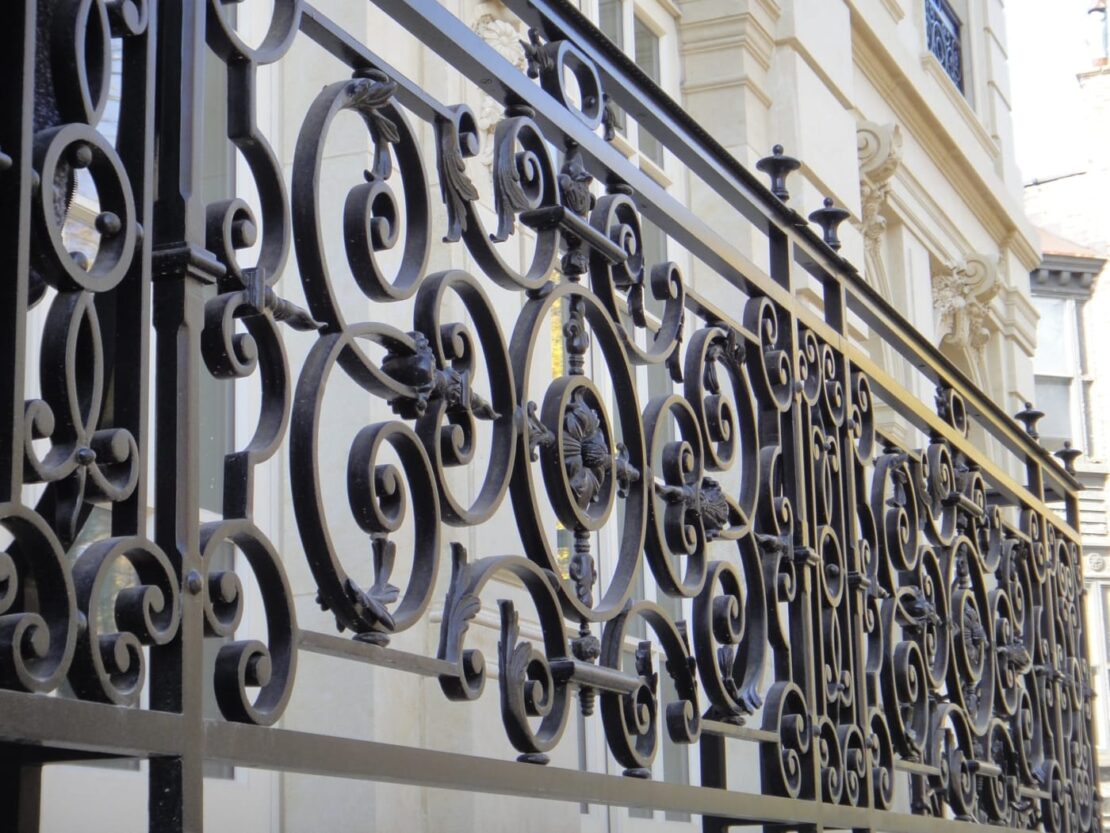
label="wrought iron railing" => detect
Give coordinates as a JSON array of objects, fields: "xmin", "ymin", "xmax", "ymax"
[
  {"xmin": 927, "ymin": 0, "xmax": 965, "ymax": 91},
  {"xmin": 0, "ymin": 0, "xmax": 1097, "ymax": 831}
]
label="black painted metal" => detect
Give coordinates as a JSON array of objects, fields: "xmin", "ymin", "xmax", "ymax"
[
  {"xmin": 0, "ymin": 0, "xmax": 1098, "ymax": 831},
  {"xmin": 926, "ymin": 0, "xmax": 965, "ymax": 92}
]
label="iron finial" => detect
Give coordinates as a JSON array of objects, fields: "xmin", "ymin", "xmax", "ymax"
[
  {"xmin": 1014, "ymin": 401, "xmax": 1045, "ymax": 440},
  {"xmin": 808, "ymin": 197, "xmax": 851, "ymax": 251},
  {"xmin": 756, "ymin": 144, "xmax": 801, "ymax": 202},
  {"xmin": 1055, "ymin": 441, "xmax": 1082, "ymax": 475}
]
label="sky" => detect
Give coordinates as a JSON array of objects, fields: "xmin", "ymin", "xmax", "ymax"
[{"xmin": 1007, "ymin": 0, "xmax": 1106, "ymax": 183}]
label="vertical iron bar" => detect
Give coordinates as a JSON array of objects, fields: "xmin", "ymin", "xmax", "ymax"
[
  {"xmin": 769, "ymin": 227, "xmax": 791, "ymax": 293},
  {"xmin": 107, "ymin": 0, "xmax": 157, "ymax": 540},
  {"xmin": 699, "ymin": 733, "xmax": 730, "ymax": 833},
  {"xmin": 0, "ymin": 2, "xmax": 38, "ymax": 824},
  {"xmin": 0, "ymin": 760, "xmax": 42, "ymax": 833},
  {"xmin": 0, "ymin": 0, "xmax": 34, "ymax": 505},
  {"xmin": 779, "ymin": 242, "xmax": 818, "ymax": 809},
  {"xmin": 151, "ymin": 1, "xmax": 222, "ymax": 830}
]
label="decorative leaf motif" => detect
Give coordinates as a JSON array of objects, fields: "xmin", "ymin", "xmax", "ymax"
[
  {"xmin": 634, "ymin": 640, "xmax": 658, "ymax": 695},
  {"xmin": 440, "ymin": 543, "xmax": 481, "ymax": 655},
  {"xmin": 346, "ymin": 69, "xmax": 400, "ymax": 179},
  {"xmin": 520, "ymin": 28, "xmax": 553, "ymax": 79},
  {"xmin": 370, "ymin": 537, "xmax": 400, "ymax": 606},
  {"xmin": 526, "ymin": 401, "xmax": 555, "ymax": 461},
  {"xmin": 436, "ymin": 114, "xmax": 479, "ymax": 243},
  {"xmin": 568, "ymin": 547, "xmax": 597, "ymax": 607},
  {"xmin": 500, "ymin": 601, "xmax": 532, "ymax": 693},
  {"xmin": 601, "ymin": 93, "xmax": 617, "ymax": 142},
  {"xmin": 344, "ymin": 576, "xmax": 396, "ymax": 634},
  {"xmin": 492, "ymin": 135, "xmax": 533, "ymax": 243}
]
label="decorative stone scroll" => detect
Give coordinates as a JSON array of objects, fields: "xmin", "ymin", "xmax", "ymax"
[{"xmin": 933, "ymin": 253, "xmax": 1000, "ymax": 355}]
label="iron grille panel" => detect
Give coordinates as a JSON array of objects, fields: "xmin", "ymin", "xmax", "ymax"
[
  {"xmin": 0, "ymin": 0, "xmax": 1096, "ymax": 830},
  {"xmin": 927, "ymin": 0, "xmax": 965, "ymax": 92}
]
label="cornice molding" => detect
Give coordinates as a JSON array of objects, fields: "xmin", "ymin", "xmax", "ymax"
[
  {"xmin": 849, "ymin": 3, "xmax": 1041, "ymax": 272},
  {"xmin": 1032, "ymin": 252, "xmax": 1106, "ymax": 300},
  {"xmin": 878, "ymin": 0, "xmax": 906, "ymax": 22},
  {"xmin": 682, "ymin": 74, "xmax": 773, "ymax": 108},
  {"xmin": 919, "ymin": 52, "xmax": 1000, "ymax": 161},
  {"xmin": 679, "ymin": 11, "xmax": 776, "ymax": 71},
  {"xmin": 775, "ymin": 35, "xmax": 853, "ymax": 110}
]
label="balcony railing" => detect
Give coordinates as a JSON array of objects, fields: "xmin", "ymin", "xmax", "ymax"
[
  {"xmin": 927, "ymin": 0, "xmax": 965, "ymax": 91},
  {"xmin": 0, "ymin": 0, "xmax": 1096, "ymax": 831}
]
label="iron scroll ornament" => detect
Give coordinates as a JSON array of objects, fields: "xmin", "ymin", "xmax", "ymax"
[{"xmin": 0, "ymin": 1, "xmax": 1099, "ymax": 831}]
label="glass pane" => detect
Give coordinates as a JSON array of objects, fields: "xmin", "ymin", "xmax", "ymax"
[
  {"xmin": 1099, "ymin": 659, "xmax": 1110, "ymax": 749},
  {"xmin": 622, "ymin": 647, "xmax": 654, "ymax": 818},
  {"xmin": 598, "ymin": 0, "xmax": 624, "ymax": 49},
  {"xmin": 659, "ymin": 657, "xmax": 691, "ymax": 820},
  {"xmin": 633, "ymin": 16, "xmax": 660, "ymax": 81},
  {"xmin": 551, "ymin": 296, "xmax": 573, "ymax": 578},
  {"xmin": 633, "ymin": 16, "xmax": 664, "ymax": 165},
  {"xmin": 1033, "ymin": 297, "xmax": 1073, "ymax": 376},
  {"xmin": 1035, "ymin": 377, "xmax": 1073, "ymax": 447},
  {"xmin": 597, "ymin": 0, "xmax": 627, "ymax": 135},
  {"xmin": 203, "ymin": 543, "xmax": 236, "ymax": 779},
  {"xmin": 198, "ymin": 46, "xmax": 235, "ymax": 516},
  {"xmin": 654, "ymin": 590, "xmax": 691, "ymax": 818},
  {"xmin": 576, "ymin": 709, "xmax": 589, "ymax": 813},
  {"xmin": 925, "ymin": 0, "xmax": 963, "ymax": 91},
  {"xmin": 1103, "ymin": 585, "xmax": 1110, "ymax": 663},
  {"xmin": 1102, "ymin": 667, "xmax": 1110, "ymax": 748},
  {"xmin": 641, "ymin": 218, "xmax": 668, "ymax": 319}
]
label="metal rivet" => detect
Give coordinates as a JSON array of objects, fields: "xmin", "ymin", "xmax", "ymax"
[
  {"xmin": 95, "ymin": 211, "xmax": 122, "ymax": 237},
  {"xmin": 72, "ymin": 143, "xmax": 94, "ymax": 169},
  {"xmin": 231, "ymin": 216, "xmax": 257, "ymax": 249},
  {"xmin": 185, "ymin": 570, "xmax": 203, "ymax": 595}
]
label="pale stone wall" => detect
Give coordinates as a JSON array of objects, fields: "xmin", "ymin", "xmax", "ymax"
[
  {"xmin": 1022, "ymin": 62, "xmax": 1110, "ymax": 795},
  {"xmin": 37, "ymin": 1, "xmax": 1041, "ymax": 830}
]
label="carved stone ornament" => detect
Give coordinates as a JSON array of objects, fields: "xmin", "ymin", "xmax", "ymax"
[
  {"xmin": 857, "ymin": 122, "xmax": 902, "ymax": 251},
  {"xmin": 855, "ymin": 121, "xmax": 902, "ymax": 302},
  {"xmin": 473, "ymin": 11, "xmax": 527, "ymax": 166},
  {"xmin": 933, "ymin": 254, "xmax": 999, "ymax": 354}
]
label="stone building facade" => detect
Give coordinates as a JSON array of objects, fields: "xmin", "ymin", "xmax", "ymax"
[
  {"xmin": 42, "ymin": 0, "xmax": 1045, "ymax": 830},
  {"xmin": 1018, "ymin": 8, "xmax": 1110, "ymax": 812}
]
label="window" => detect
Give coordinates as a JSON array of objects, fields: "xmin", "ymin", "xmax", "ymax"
[
  {"xmin": 599, "ymin": 0, "xmax": 624, "ymax": 51},
  {"xmin": 632, "ymin": 16, "xmax": 663, "ymax": 166},
  {"xmin": 925, "ymin": 0, "xmax": 965, "ymax": 92},
  {"xmin": 595, "ymin": 0, "xmax": 670, "ymax": 169},
  {"xmin": 1086, "ymin": 581, "xmax": 1110, "ymax": 756},
  {"xmin": 1032, "ymin": 295, "xmax": 1087, "ymax": 452}
]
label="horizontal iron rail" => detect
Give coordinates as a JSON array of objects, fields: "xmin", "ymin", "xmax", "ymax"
[
  {"xmin": 2, "ymin": 0, "xmax": 1095, "ymax": 828},
  {"xmin": 0, "ymin": 686, "xmax": 1060, "ymax": 831},
  {"xmin": 0, "ymin": 691, "xmax": 182, "ymax": 759},
  {"xmin": 201, "ymin": 719, "xmax": 1028, "ymax": 833},
  {"xmin": 298, "ymin": 630, "xmax": 459, "ymax": 677}
]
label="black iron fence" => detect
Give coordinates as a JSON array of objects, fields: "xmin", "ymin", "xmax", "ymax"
[{"xmin": 0, "ymin": 0, "xmax": 1097, "ymax": 831}]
